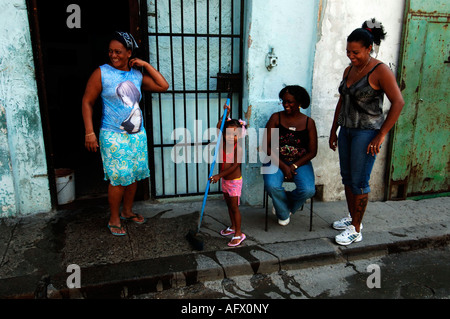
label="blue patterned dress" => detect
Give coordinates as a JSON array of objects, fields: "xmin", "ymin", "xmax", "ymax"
[{"xmin": 98, "ymin": 64, "xmax": 150, "ymax": 186}]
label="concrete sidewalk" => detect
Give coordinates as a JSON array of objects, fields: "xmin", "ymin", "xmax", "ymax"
[{"xmin": 0, "ymin": 195, "xmax": 449, "ymax": 298}]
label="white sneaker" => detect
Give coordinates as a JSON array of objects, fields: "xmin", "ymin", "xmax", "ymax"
[
  {"xmin": 332, "ymin": 215, "xmax": 363, "ymax": 230},
  {"xmin": 273, "ymin": 206, "xmax": 291, "ymax": 226},
  {"xmin": 335, "ymin": 225, "xmax": 362, "ymax": 246},
  {"xmin": 278, "ymin": 216, "xmax": 290, "ymax": 226}
]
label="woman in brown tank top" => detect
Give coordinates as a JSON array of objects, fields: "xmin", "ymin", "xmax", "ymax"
[{"xmin": 263, "ymin": 86, "xmax": 318, "ymax": 226}]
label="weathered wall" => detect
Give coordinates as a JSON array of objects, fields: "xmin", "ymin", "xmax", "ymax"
[
  {"xmin": 0, "ymin": 105, "xmax": 16, "ymax": 216},
  {"xmin": 241, "ymin": 0, "xmax": 320, "ymax": 205},
  {"xmin": 0, "ymin": 0, "xmax": 51, "ymax": 217},
  {"xmin": 241, "ymin": 0, "xmax": 405, "ymax": 204},
  {"xmin": 0, "ymin": 0, "xmax": 407, "ymax": 215}
]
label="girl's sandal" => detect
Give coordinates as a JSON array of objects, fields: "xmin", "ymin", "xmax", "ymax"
[
  {"xmin": 220, "ymin": 227, "xmax": 235, "ymax": 236},
  {"xmin": 120, "ymin": 213, "xmax": 147, "ymax": 224},
  {"xmin": 228, "ymin": 233, "xmax": 246, "ymax": 247},
  {"xmin": 107, "ymin": 224, "xmax": 127, "ymax": 236}
]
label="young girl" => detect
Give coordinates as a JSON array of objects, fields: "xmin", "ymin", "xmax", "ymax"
[{"xmin": 209, "ymin": 106, "xmax": 246, "ymax": 247}]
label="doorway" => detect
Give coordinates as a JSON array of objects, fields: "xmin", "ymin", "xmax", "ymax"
[{"xmin": 29, "ymin": 0, "xmax": 142, "ymax": 204}]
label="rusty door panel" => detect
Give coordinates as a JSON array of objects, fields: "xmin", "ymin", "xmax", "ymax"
[
  {"xmin": 409, "ymin": 22, "xmax": 450, "ymax": 196},
  {"xmin": 388, "ymin": 0, "xmax": 450, "ymax": 200}
]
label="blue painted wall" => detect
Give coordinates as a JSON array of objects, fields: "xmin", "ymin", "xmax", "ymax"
[{"xmin": 241, "ymin": 0, "xmax": 321, "ymax": 204}]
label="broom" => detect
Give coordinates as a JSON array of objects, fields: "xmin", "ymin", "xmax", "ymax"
[{"xmin": 186, "ymin": 92, "xmax": 231, "ymax": 251}]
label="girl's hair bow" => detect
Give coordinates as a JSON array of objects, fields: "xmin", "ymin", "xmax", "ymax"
[{"xmin": 238, "ymin": 119, "xmax": 247, "ymax": 137}]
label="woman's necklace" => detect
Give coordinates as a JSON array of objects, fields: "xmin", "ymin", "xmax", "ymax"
[{"xmin": 357, "ymin": 57, "xmax": 372, "ymax": 74}]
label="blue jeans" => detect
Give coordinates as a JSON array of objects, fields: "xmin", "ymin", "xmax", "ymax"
[
  {"xmin": 338, "ymin": 127, "xmax": 378, "ymax": 195},
  {"xmin": 263, "ymin": 161, "xmax": 315, "ymax": 221}
]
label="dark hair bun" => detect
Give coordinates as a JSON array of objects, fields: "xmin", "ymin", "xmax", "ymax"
[{"xmin": 362, "ymin": 18, "xmax": 386, "ymax": 46}]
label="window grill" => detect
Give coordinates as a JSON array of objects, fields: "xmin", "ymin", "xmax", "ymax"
[{"xmin": 146, "ymin": 0, "xmax": 244, "ymax": 198}]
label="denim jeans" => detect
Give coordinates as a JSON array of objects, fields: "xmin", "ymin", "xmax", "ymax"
[
  {"xmin": 338, "ymin": 127, "xmax": 378, "ymax": 195},
  {"xmin": 263, "ymin": 161, "xmax": 315, "ymax": 221}
]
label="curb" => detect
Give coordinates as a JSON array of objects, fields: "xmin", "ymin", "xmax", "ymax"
[{"xmin": 4, "ymin": 228, "xmax": 448, "ymax": 299}]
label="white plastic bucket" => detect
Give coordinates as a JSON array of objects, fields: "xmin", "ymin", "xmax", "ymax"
[{"xmin": 55, "ymin": 168, "xmax": 75, "ymax": 205}]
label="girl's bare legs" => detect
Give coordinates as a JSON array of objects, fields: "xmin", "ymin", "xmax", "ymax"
[{"xmin": 224, "ymin": 194, "xmax": 242, "ymax": 245}]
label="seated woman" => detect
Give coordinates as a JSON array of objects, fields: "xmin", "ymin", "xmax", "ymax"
[{"xmin": 263, "ymin": 85, "xmax": 317, "ymax": 226}]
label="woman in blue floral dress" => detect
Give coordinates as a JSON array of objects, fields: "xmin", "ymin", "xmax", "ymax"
[{"xmin": 82, "ymin": 32, "xmax": 169, "ymax": 235}]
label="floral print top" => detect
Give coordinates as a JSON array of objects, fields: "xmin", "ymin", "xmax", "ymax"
[{"xmin": 278, "ymin": 116, "xmax": 309, "ymax": 163}]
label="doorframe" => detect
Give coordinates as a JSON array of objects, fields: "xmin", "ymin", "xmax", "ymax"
[
  {"xmin": 136, "ymin": 0, "xmax": 151, "ymax": 200},
  {"xmin": 26, "ymin": 0, "xmax": 58, "ymax": 208}
]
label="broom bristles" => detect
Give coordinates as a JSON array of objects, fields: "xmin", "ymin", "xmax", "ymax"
[{"xmin": 186, "ymin": 230, "xmax": 204, "ymax": 251}]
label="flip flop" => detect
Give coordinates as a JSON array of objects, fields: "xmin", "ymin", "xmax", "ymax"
[
  {"xmin": 107, "ymin": 224, "xmax": 127, "ymax": 236},
  {"xmin": 120, "ymin": 213, "xmax": 147, "ymax": 224},
  {"xmin": 220, "ymin": 227, "xmax": 235, "ymax": 236},
  {"xmin": 228, "ymin": 233, "xmax": 246, "ymax": 247}
]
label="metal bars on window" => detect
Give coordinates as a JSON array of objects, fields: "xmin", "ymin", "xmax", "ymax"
[{"xmin": 146, "ymin": 0, "xmax": 244, "ymax": 198}]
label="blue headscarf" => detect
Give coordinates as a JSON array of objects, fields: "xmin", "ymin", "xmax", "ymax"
[{"xmin": 113, "ymin": 31, "xmax": 139, "ymax": 53}]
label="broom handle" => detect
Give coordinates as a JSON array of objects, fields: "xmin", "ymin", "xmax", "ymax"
[{"xmin": 197, "ymin": 93, "xmax": 231, "ymax": 231}]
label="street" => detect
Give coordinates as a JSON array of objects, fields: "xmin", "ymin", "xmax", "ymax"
[{"xmin": 132, "ymin": 244, "xmax": 450, "ymax": 299}]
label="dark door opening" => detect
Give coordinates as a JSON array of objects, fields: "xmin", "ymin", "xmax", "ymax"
[{"xmin": 30, "ymin": 0, "xmax": 141, "ymax": 204}]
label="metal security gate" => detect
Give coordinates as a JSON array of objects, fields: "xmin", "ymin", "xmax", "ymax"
[{"xmin": 145, "ymin": 0, "xmax": 244, "ymax": 198}]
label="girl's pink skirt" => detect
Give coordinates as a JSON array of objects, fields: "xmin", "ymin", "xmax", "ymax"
[{"xmin": 221, "ymin": 177, "xmax": 243, "ymax": 205}]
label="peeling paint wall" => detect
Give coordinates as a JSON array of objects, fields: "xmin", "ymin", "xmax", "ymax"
[
  {"xmin": 241, "ymin": 0, "xmax": 320, "ymax": 205},
  {"xmin": 0, "ymin": 105, "xmax": 16, "ymax": 216},
  {"xmin": 0, "ymin": 0, "xmax": 52, "ymax": 217}
]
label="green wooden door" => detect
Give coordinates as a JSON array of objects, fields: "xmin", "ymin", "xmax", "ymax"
[{"xmin": 388, "ymin": 0, "xmax": 450, "ymax": 200}]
